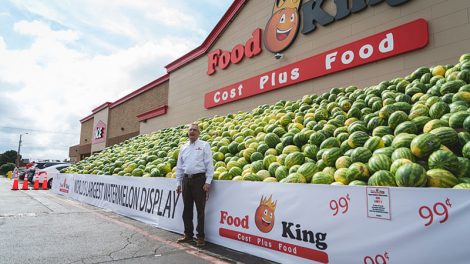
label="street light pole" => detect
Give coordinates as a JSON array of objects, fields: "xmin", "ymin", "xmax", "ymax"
[{"xmin": 16, "ymin": 133, "xmax": 28, "ymax": 168}]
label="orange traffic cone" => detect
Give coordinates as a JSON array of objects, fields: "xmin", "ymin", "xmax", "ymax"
[
  {"xmin": 11, "ymin": 177, "xmax": 19, "ymax": 190},
  {"xmin": 41, "ymin": 172, "xmax": 48, "ymax": 190},
  {"xmin": 21, "ymin": 177, "xmax": 29, "ymax": 190},
  {"xmin": 33, "ymin": 176, "xmax": 40, "ymax": 190}
]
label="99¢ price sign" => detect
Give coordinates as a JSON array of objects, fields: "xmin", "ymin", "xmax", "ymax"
[
  {"xmin": 418, "ymin": 198, "xmax": 452, "ymax": 227},
  {"xmin": 329, "ymin": 194, "xmax": 350, "ymax": 216}
]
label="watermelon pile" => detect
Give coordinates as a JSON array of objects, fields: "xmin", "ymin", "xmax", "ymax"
[{"xmin": 65, "ymin": 54, "xmax": 470, "ymax": 188}]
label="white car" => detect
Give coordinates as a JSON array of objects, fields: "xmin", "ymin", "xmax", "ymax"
[{"xmin": 34, "ymin": 163, "xmax": 71, "ymax": 188}]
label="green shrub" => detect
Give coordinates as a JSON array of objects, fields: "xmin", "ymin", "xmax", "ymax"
[{"xmin": 0, "ymin": 163, "xmax": 15, "ymax": 175}]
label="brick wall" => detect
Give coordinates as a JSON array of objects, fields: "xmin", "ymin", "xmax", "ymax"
[{"xmin": 108, "ymin": 81, "xmax": 169, "ymax": 139}]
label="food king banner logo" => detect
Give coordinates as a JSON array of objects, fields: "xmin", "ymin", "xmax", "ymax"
[
  {"xmin": 264, "ymin": 0, "xmax": 301, "ymax": 53},
  {"xmin": 93, "ymin": 120, "xmax": 106, "ymax": 144},
  {"xmin": 219, "ymin": 195, "xmax": 330, "ymax": 263}
]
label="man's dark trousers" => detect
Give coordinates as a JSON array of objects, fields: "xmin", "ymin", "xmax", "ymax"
[{"xmin": 182, "ymin": 174, "xmax": 206, "ymax": 239}]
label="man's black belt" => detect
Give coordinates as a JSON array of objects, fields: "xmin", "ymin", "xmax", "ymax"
[{"xmin": 184, "ymin": 173, "xmax": 205, "ymax": 178}]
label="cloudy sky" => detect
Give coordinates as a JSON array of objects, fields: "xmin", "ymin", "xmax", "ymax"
[{"xmin": 0, "ymin": 0, "xmax": 232, "ymax": 162}]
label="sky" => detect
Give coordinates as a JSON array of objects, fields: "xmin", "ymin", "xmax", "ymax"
[{"xmin": 0, "ymin": 0, "xmax": 232, "ymax": 162}]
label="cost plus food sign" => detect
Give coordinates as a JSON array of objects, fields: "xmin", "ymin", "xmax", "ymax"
[
  {"xmin": 218, "ymin": 195, "xmax": 329, "ymax": 263},
  {"xmin": 205, "ymin": 19, "xmax": 428, "ymax": 108}
]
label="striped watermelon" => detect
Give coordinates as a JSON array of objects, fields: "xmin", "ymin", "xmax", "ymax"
[
  {"xmin": 456, "ymin": 157, "xmax": 470, "ymax": 178},
  {"xmin": 429, "ymin": 102, "xmax": 450, "ymax": 119},
  {"xmin": 335, "ymin": 156, "xmax": 352, "ymax": 169},
  {"xmin": 464, "ymin": 142, "xmax": 470, "ymax": 158},
  {"xmin": 274, "ymin": 166, "xmax": 289, "ymax": 181},
  {"xmin": 348, "ymin": 131, "xmax": 370, "ymax": 148},
  {"xmin": 426, "ymin": 169, "xmax": 459, "ymax": 188},
  {"xmin": 410, "ymin": 133, "xmax": 441, "ymax": 158},
  {"xmin": 394, "ymin": 121, "xmax": 418, "ymax": 136},
  {"xmin": 368, "ymin": 170, "xmax": 397, "ymax": 186},
  {"xmin": 449, "ymin": 111, "xmax": 469, "ymax": 129},
  {"xmin": 429, "ymin": 127, "xmax": 459, "ymax": 148},
  {"xmin": 351, "ymin": 147, "xmax": 372, "ymax": 163},
  {"xmin": 390, "ymin": 158, "xmax": 413, "ymax": 175},
  {"xmin": 440, "ymin": 80, "xmax": 466, "ymax": 94},
  {"xmin": 391, "ymin": 147, "xmax": 415, "ymax": 162},
  {"xmin": 349, "ymin": 180, "xmax": 367, "ymax": 186},
  {"xmin": 334, "ymin": 168, "xmax": 353, "ymax": 185},
  {"xmin": 428, "ymin": 150, "xmax": 460, "ymax": 173},
  {"xmin": 392, "ymin": 133, "xmax": 417, "ymax": 148},
  {"xmin": 423, "ymin": 119, "xmax": 448, "ymax": 133},
  {"xmin": 285, "ymin": 152, "xmax": 305, "ymax": 169},
  {"xmin": 280, "ymin": 173, "xmax": 307, "ymax": 183},
  {"xmin": 320, "ymin": 137, "xmax": 340, "ymax": 149},
  {"xmin": 395, "ymin": 163, "xmax": 427, "ymax": 187},
  {"xmin": 348, "ymin": 162, "xmax": 370, "ymax": 181},
  {"xmin": 368, "ymin": 154, "xmax": 392, "ymax": 174},
  {"xmin": 311, "ymin": 172, "xmax": 334, "ymax": 184},
  {"xmin": 321, "ymin": 147, "xmax": 342, "ymax": 167},
  {"xmin": 382, "ymin": 134, "xmax": 394, "ymax": 147},
  {"xmin": 303, "ymin": 144, "xmax": 319, "ymax": 159},
  {"xmin": 364, "ymin": 136, "xmax": 385, "ymax": 152},
  {"xmin": 372, "ymin": 126, "xmax": 393, "ymax": 137},
  {"xmin": 388, "ymin": 111, "xmax": 409, "ymax": 129},
  {"xmin": 373, "ymin": 147, "xmax": 395, "ymax": 157},
  {"xmin": 453, "ymin": 183, "xmax": 470, "ymax": 189},
  {"xmin": 296, "ymin": 162, "xmax": 319, "ymax": 182},
  {"xmin": 264, "ymin": 133, "xmax": 281, "ymax": 148}
]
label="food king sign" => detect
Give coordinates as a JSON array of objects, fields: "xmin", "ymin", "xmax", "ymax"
[{"xmin": 207, "ymin": 28, "xmax": 262, "ymax": 75}]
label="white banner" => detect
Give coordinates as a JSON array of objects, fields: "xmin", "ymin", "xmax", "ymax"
[{"xmin": 52, "ymin": 174, "xmax": 470, "ymax": 264}]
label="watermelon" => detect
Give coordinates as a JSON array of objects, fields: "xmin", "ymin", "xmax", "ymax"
[
  {"xmin": 464, "ymin": 142, "xmax": 470, "ymax": 158},
  {"xmin": 296, "ymin": 162, "xmax": 318, "ymax": 182},
  {"xmin": 372, "ymin": 126, "xmax": 393, "ymax": 137},
  {"xmin": 280, "ymin": 173, "xmax": 307, "ymax": 183},
  {"xmin": 449, "ymin": 111, "xmax": 469, "ymax": 128},
  {"xmin": 390, "ymin": 158, "xmax": 413, "ymax": 175},
  {"xmin": 264, "ymin": 133, "xmax": 281, "ymax": 148},
  {"xmin": 429, "ymin": 127, "xmax": 459, "ymax": 148},
  {"xmin": 285, "ymin": 152, "xmax": 305, "ymax": 169},
  {"xmin": 391, "ymin": 147, "xmax": 415, "ymax": 162},
  {"xmin": 368, "ymin": 154, "xmax": 392, "ymax": 174},
  {"xmin": 426, "ymin": 169, "xmax": 459, "ymax": 188},
  {"xmin": 394, "ymin": 121, "xmax": 418, "ymax": 135},
  {"xmin": 423, "ymin": 119, "xmax": 448, "ymax": 133},
  {"xmin": 392, "ymin": 133, "xmax": 416, "ymax": 148},
  {"xmin": 348, "ymin": 162, "xmax": 370, "ymax": 181},
  {"xmin": 429, "ymin": 102, "xmax": 450, "ymax": 119},
  {"xmin": 382, "ymin": 134, "xmax": 394, "ymax": 147},
  {"xmin": 335, "ymin": 156, "xmax": 352, "ymax": 169},
  {"xmin": 334, "ymin": 168, "xmax": 353, "ymax": 185},
  {"xmin": 456, "ymin": 157, "xmax": 470, "ymax": 178},
  {"xmin": 410, "ymin": 133, "xmax": 441, "ymax": 158},
  {"xmin": 311, "ymin": 172, "xmax": 334, "ymax": 184},
  {"xmin": 428, "ymin": 150, "xmax": 460, "ymax": 173},
  {"xmin": 440, "ymin": 80, "xmax": 466, "ymax": 94},
  {"xmin": 368, "ymin": 170, "xmax": 396, "ymax": 186},
  {"xmin": 274, "ymin": 166, "xmax": 289, "ymax": 181},
  {"xmin": 320, "ymin": 137, "xmax": 340, "ymax": 149},
  {"xmin": 364, "ymin": 136, "xmax": 385, "ymax": 152},
  {"xmin": 351, "ymin": 147, "xmax": 372, "ymax": 163},
  {"xmin": 395, "ymin": 163, "xmax": 427, "ymax": 187},
  {"xmin": 464, "ymin": 116, "xmax": 470, "ymax": 130},
  {"xmin": 349, "ymin": 180, "xmax": 367, "ymax": 186},
  {"xmin": 348, "ymin": 131, "xmax": 370, "ymax": 148},
  {"xmin": 453, "ymin": 183, "xmax": 470, "ymax": 189},
  {"xmin": 373, "ymin": 147, "xmax": 395, "ymax": 157}
]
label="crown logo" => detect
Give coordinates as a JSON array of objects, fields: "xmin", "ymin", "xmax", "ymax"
[
  {"xmin": 260, "ymin": 195, "xmax": 277, "ymax": 210},
  {"xmin": 273, "ymin": 0, "xmax": 301, "ymax": 14}
]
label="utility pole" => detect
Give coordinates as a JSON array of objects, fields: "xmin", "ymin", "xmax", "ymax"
[{"xmin": 16, "ymin": 133, "xmax": 28, "ymax": 167}]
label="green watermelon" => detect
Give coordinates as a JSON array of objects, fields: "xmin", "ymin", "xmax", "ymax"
[
  {"xmin": 311, "ymin": 172, "xmax": 334, "ymax": 184},
  {"xmin": 348, "ymin": 162, "xmax": 370, "ymax": 181},
  {"xmin": 426, "ymin": 169, "xmax": 459, "ymax": 188},
  {"xmin": 428, "ymin": 150, "xmax": 460, "ymax": 173},
  {"xmin": 364, "ymin": 136, "xmax": 385, "ymax": 152},
  {"xmin": 351, "ymin": 147, "xmax": 372, "ymax": 163},
  {"xmin": 391, "ymin": 147, "xmax": 415, "ymax": 162},
  {"xmin": 410, "ymin": 133, "xmax": 441, "ymax": 158},
  {"xmin": 349, "ymin": 180, "xmax": 367, "ymax": 186},
  {"xmin": 373, "ymin": 147, "xmax": 395, "ymax": 157},
  {"xmin": 429, "ymin": 102, "xmax": 450, "ymax": 119},
  {"xmin": 463, "ymin": 142, "xmax": 470, "ymax": 158},
  {"xmin": 395, "ymin": 163, "xmax": 427, "ymax": 187},
  {"xmin": 280, "ymin": 173, "xmax": 307, "ymax": 183},
  {"xmin": 285, "ymin": 152, "xmax": 305, "ymax": 169},
  {"xmin": 334, "ymin": 168, "xmax": 353, "ymax": 185},
  {"xmin": 388, "ymin": 110, "xmax": 409, "ymax": 129},
  {"xmin": 423, "ymin": 119, "xmax": 448, "ymax": 133},
  {"xmin": 392, "ymin": 133, "xmax": 417, "ymax": 148},
  {"xmin": 456, "ymin": 157, "xmax": 470, "ymax": 178},
  {"xmin": 274, "ymin": 166, "xmax": 289, "ymax": 181},
  {"xmin": 335, "ymin": 156, "xmax": 352, "ymax": 169},
  {"xmin": 449, "ymin": 111, "xmax": 469, "ymax": 129},
  {"xmin": 429, "ymin": 127, "xmax": 459, "ymax": 148},
  {"xmin": 372, "ymin": 126, "xmax": 393, "ymax": 137},
  {"xmin": 264, "ymin": 133, "xmax": 281, "ymax": 148},
  {"xmin": 368, "ymin": 154, "xmax": 392, "ymax": 174},
  {"xmin": 348, "ymin": 131, "xmax": 370, "ymax": 148},
  {"xmin": 296, "ymin": 162, "xmax": 318, "ymax": 182},
  {"xmin": 394, "ymin": 121, "xmax": 418, "ymax": 135},
  {"xmin": 390, "ymin": 158, "xmax": 413, "ymax": 175},
  {"xmin": 320, "ymin": 137, "xmax": 340, "ymax": 149},
  {"xmin": 453, "ymin": 183, "xmax": 470, "ymax": 189},
  {"xmin": 368, "ymin": 170, "xmax": 396, "ymax": 186}
]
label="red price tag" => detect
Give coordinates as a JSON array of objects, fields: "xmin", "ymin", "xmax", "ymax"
[
  {"xmin": 329, "ymin": 194, "xmax": 350, "ymax": 216},
  {"xmin": 364, "ymin": 251, "xmax": 389, "ymax": 264},
  {"xmin": 418, "ymin": 198, "xmax": 452, "ymax": 227}
]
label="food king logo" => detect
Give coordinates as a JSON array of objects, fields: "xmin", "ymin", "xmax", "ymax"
[
  {"xmin": 264, "ymin": 0, "xmax": 301, "ymax": 53},
  {"xmin": 219, "ymin": 195, "xmax": 330, "ymax": 263}
]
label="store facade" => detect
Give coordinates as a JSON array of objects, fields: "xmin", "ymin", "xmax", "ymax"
[{"xmin": 71, "ymin": 0, "xmax": 470, "ymax": 160}]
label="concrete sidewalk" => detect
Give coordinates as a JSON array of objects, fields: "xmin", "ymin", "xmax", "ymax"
[{"xmin": 0, "ymin": 177, "xmax": 276, "ymax": 264}]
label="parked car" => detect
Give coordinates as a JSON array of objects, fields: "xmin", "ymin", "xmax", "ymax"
[
  {"xmin": 31, "ymin": 163, "xmax": 71, "ymax": 188},
  {"xmin": 26, "ymin": 162, "xmax": 69, "ymax": 182}
]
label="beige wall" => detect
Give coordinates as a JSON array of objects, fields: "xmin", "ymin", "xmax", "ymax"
[
  {"xmin": 109, "ymin": 81, "xmax": 169, "ymax": 138},
  {"xmin": 142, "ymin": 0, "xmax": 470, "ymax": 132},
  {"xmin": 80, "ymin": 119, "xmax": 94, "ymax": 145},
  {"xmin": 91, "ymin": 108, "xmax": 109, "ymax": 153}
]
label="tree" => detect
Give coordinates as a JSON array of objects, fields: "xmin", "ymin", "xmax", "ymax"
[{"xmin": 0, "ymin": 150, "xmax": 19, "ymax": 165}]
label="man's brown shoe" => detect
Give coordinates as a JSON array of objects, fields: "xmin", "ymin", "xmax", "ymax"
[
  {"xmin": 195, "ymin": 238, "xmax": 206, "ymax": 247},
  {"xmin": 177, "ymin": 236, "xmax": 193, "ymax": 243}
]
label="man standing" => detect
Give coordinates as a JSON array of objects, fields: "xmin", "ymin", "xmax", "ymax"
[{"xmin": 176, "ymin": 123, "xmax": 214, "ymax": 247}]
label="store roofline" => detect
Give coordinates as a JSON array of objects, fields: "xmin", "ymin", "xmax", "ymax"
[
  {"xmin": 80, "ymin": 74, "xmax": 169, "ymax": 123},
  {"xmin": 165, "ymin": 0, "xmax": 246, "ymax": 73}
]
